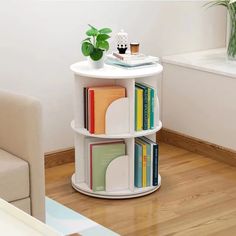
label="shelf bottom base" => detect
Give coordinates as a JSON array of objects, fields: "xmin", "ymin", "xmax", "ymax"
[{"xmin": 71, "ymin": 173, "xmax": 161, "ymax": 199}]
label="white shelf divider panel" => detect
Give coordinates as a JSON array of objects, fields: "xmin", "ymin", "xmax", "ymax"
[
  {"xmin": 105, "ymin": 98, "xmax": 130, "ymax": 135},
  {"xmin": 106, "ymin": 155, "xmax": 129, "ymax": 192}
]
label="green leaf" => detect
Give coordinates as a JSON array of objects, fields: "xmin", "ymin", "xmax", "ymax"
[
  {"xmin": 86, "ymin": 28, "xmax": 98, "ymax": 36},
  {"xmin": 99, "ymin": 28, "xmax": 112, "ymax": 34},
  {"xmin": 97, "ymin": 34, "xmax": 110, "ymax": 41},
  {"xmin": 88, "ymin": 24, "xmax": 97, "ymax": 31},
  {"xmin": 82, "ymin": 37, "xmax": 91, "ymax": 42},
  {"xmin": 81, "ymin": 42, "xmax": 93, "ymax": 56},
  {"xmin": 97, "ymin": 40, "xmax": 109, "ymax": 51},
  {"xmin": 90, "ymin": 48, "xmax": 103, "ymax": 61}
]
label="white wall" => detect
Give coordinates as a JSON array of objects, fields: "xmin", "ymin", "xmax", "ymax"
[
  {"xmin": 162, "ymin": 63, "xmax": 236, "ymax": 150},
  {"xmin": 0, "ymin": 1, "xmax": 226, "ymax": 152}
]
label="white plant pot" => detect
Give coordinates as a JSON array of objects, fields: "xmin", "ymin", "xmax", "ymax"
[{"xmin": 88, "ymin": 54, "xmax": 105, "ymax": 69}]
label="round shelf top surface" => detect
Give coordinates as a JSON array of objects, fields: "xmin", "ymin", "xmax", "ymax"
[{"xmin": 70, "ymin": 61, "xmax": 163, "ymax": 79}]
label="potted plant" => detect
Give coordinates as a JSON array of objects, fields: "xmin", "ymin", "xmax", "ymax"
[
  {"xmin": 81, "ymin": 24, "xmax": 112, "ymax": 68},
  {"xmin": 205, "ymin": 0, "xmax": 236, "ymax": 60}
]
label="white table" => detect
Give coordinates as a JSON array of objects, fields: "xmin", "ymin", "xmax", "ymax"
[{"xmin": 0, "ymin": 198, "xmax": 62, "ymax": 236}]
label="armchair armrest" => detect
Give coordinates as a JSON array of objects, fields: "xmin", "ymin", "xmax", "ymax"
[{"xmin": 0, "ymin": 89, "xmax": 45, "ymax": 222}]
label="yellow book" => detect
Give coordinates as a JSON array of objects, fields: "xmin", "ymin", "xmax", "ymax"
[
  {"xmin": 135, "ymin": 87, "xmax": 143, "ymax": 131},
  {"xmin": 136, "ymin": 139, "xmax": 147, "ymax": 187}
]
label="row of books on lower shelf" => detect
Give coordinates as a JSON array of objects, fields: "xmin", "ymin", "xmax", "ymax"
[
  {"xmin": 135, "ymin": 82, "xmax": 156, "ymax": 131},
  {"xmin": 84, "ymin": 137, "xmax": 159, "ymax": 192},
  {"xmin": 135, "ymin": 137, "xmax": 159, "ymax": 188}
]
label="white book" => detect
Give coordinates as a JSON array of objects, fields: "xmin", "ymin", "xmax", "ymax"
[{"xmin": 107, "ymin": 54, "xmax": 159, "ymax": 67}]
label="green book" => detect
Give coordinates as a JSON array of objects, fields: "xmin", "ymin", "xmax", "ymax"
[{"xmin": 91, "ymin": 142, "xmax": 126, "ymax": 191}]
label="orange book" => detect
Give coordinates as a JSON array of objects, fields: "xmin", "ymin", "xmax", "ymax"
[{"xmin": 90, "ymin": 86, "xmax": 126, "ymax": 134}]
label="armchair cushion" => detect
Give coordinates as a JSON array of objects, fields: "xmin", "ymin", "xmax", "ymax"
[{"xmin": 0, "ymin": 149, "xmax": 29, "ymax": 202}]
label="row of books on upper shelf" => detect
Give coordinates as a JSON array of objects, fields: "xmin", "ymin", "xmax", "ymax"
[
  {"xmin": 106, "ymin": 52, "xmax": 159, "ymax": 69},
  {"xmin": 135, "ymin": 82, "xmax": 156, "ymax": 131},
  {"xmin": 135, "ymin": 137, "xmax": 159, "ymax": 188},
  {"xmin": 84, "ymin": 137, "xmax": 159, "ymax": 192},
  {"xmin": 83, "ymin": 86, "xmax": 126, "ymax": 134}
]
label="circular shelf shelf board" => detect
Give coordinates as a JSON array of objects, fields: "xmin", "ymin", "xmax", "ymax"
[
  {"xmin": 70, "ymin": 61, "xmax": 163, "ymax": 79},
  {"xmin": 71, "ymin": 120, "xmax": 162, "ymax": 139},
  {"xmin": 71, "ymin": 174, "xmax": 161, "ymax": 199}
]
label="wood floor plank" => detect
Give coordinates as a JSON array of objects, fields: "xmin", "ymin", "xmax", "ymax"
[{"xmin": 45, "ymin": 142, "xmax": 236, "ymax": 236}]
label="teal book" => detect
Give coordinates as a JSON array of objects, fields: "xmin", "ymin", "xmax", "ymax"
[
  {"xmin": 136, "ymin": 83, "xmax": 148, "ymax": 130},
  {"xmin": 139, "ymin": 138, "xmax": 151, "ymax": 186},
  {"xmin": 150, "ymin": 88, "xmax": 155, "ymax": 129},
  {"xmin": 91, "ymin": 142, "xmax": 125, "ymax": 191},
  {"xmin": 134, "ymin": 143, "xmax": 142, "ymax": 188}
]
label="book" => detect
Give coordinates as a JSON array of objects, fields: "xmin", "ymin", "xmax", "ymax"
[
  {"xmin": 135, "ymin": 139, "xmax": 147, "ymax": 187},
  {"xmin": 84, "ymin": 138, "xmax": 123, "ymax": 187},
  {"xmin": 88, "ymin": 89, "xmax": 95, "ymax": 134},
  {"xmin": 139, "ymin": 138, "xmax": 153, "ymax": 186},
  {"xmin": 141, "ymin": 137, "xmax": 159, "ymax": 186},
  {"xmin": 83, "ymin": 87, "xmax": 87, "ymax": 129},
  {"xmin": 113, "ymin": 52, "xmax": 146, "ymax": 61},
  {"xmin": 88, "ymin": 86, "xmax": 126, "ymax": 134},
  {"xmin": 135, "ymin": 83, "xmax": 148, "ymax": 130},
  {"xmin": 90, "ymin": 142, "xmax": 126, "ymax": 191},
  {"xmin": 136, "ymin": 82, "xmax": 155, "ymax": 129},
  {"xmin": 135, "ymin": 87, "xmax": 143, "ymax": 131},
  {"xmin": 134, "ymin": 143, "xmax": 142, "ymax": 188},
  {"xmin": 107, "ymin": 54, "xmax": 159, "ymax": 67}
]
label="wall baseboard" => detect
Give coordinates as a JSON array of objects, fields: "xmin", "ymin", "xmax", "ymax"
[
  {"xmin": 44, "ymin": 129, "xmax": 236, "ymax": 168},
  {"xmin": 45, "ymin": 148, "xmax": 75, "ymax": 169},
  {"xmin": 159, "ymin": 128, "xmax": 236, "ymax": 167}
]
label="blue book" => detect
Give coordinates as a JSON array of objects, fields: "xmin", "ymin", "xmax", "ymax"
[{"xmin": 134, "ymin": 143, "xmax": 142, "ymax": 188}]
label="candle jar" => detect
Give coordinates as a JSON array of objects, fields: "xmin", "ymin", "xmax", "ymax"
[
  {"xmin": 130, "ymin": 43, "xmax": 140, "ymax": 55},
  {"xmin": 116, "ymin": 29, "xmax": 128, "ymax": 54}
]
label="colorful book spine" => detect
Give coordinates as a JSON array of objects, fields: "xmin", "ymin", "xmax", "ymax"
[
  {"xmin": 147, "ymin": 88, "xmax": 151, "ymax": 129},
  {"xmin": 83, "ymin": 87, "xmax": 87, "ymax": 129},
  {"xmin": 145, "ymin": 142, "xmax": 151, "ymax": 187},
  {"xmin": 150, "ymin": 88, "xmax": 155, "ymax": 129},
  {"xmin": 136, "ymin": 139, "xmax": 147, "ymax": 187},
  {"xmin": 136, "ymin": 83, "xmax": 148, "ymax": 130},
  {"xmin": 89, "ymin": 89, "xmax": 95, "ymax": 134},
  {"xmin": 135, "ymin": 87, "xmax": 143, "ymax": 131},
  {"xmin": 134, "ymin": 143, "xmax": 142, "ymax": 188},
  {"xmin": 153, "ymin": 144, "xmax": 159, "ymax": 186}
]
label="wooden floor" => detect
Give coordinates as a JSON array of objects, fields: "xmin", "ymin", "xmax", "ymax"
[{"xmin": 45, "ymin": 143, "xmax": 236, "ymax": 236}]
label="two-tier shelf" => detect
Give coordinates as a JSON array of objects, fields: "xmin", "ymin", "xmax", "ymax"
[{"xmin": 70, "ymin": 61, "xmax": 163, "ymax": 199}]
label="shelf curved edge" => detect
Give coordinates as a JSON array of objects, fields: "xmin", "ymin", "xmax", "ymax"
[
  {"xmin": 71, "ymin": 120, "xmax": 162, "ymax": 139},
  {"xmin": 70, "ymin": 61, "xmax": 163, "ymax": 79},
  {"xmin": 71, "ymin": 173, "xmax": 161, "ymax": 199}
]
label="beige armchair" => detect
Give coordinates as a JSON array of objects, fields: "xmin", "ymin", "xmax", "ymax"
[{"xmin": 0, "ymin": 89, "xmax": 45, "ymax": 222}]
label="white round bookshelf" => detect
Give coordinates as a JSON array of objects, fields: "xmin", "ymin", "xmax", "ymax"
[{"xmin": 70, "ymin": 61, "xmax": 163, "ymax": 199}]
